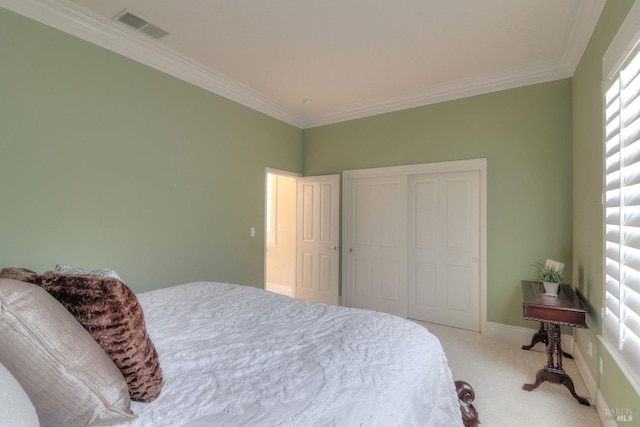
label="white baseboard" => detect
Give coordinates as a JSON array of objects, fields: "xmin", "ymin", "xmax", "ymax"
[
  {"xmin": 595, "ymin": 390, "xmax": 618, "ymax": 427},
  {"xmin": 266, "ymin": 282, "xmax": 294, "ymax": 297},
  {"xmin": 487, "ymin": 322, "xmax": 615, "ymax": 427},
  {"xmin": 572, "ymin": 342, "xmax": 619, "ymax": 427},
  {"xmin": 572, "ymin": 342, "xmax": 596, "ymax": 399},
  {"xmin": 486, "ymin": 321, "xmax": 574, "ymax": 350}
]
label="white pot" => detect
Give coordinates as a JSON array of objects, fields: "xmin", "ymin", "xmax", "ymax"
[{"xmin": 543, "ymin": 281, "xmax": 559, "ymax": 297}]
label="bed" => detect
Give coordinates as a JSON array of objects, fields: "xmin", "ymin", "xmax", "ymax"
[{"xmin": 0, "ymin": 268, "xmax": 479, "ymax": 427}]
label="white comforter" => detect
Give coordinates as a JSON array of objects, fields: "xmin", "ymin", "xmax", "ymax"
[{"xmin": 115, "ymin": 282, "xmax": 462, "ymax": 427}]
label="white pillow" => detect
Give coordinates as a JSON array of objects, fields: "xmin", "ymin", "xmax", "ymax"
[
  {"xmin": 0, "ymin": 361, "xmax": 39, "ymax": 427},
  {"xmin": 0, "ymin": 278, "xmax": 136, "ymax": 426}
]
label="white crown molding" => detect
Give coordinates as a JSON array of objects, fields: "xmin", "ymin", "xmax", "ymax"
[
  {"xmin": 0, "ymin": 0, "xmax": 305, "ymax": 128},
  {"xmin": 558, "ymin": 0, "xmax": 607, "ymax": 72},
  {"xmin": 603, "ymin": 0, "xmax": 640, "ymax": 80},
  {"xmin": 2, "ymin": 0, "xmax": 605, "ymax": 130},
  {"xmin": 304, "ymin": 0, "xmax": 606, "ymax": 128},
  {"xmin": 304, "ymin": 60, "xmax": 573, "ymax": 128},
  {"xmin": 304, "ymin": 0, "xmax": 606, "ymax": 129}
]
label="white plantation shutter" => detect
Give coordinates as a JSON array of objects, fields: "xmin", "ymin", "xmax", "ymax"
[{"xmin": 603, "ymin": 39, "xmax": 640, "ymax": 391}]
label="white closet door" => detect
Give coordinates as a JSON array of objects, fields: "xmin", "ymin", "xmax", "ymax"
[
  {"xmin": 408, "ymin": 170, "xmax": 480, "ymax": 331},
  {"xmin": 344, "ymin": 175, "xmax": 407, "ymax": 317}
]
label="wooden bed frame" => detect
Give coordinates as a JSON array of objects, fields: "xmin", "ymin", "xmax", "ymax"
[{"xmin": 455, "ymin": 380, "xmax": 480, "ymax": 426}]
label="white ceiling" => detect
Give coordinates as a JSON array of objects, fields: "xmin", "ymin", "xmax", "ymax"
[{"xmin": 2, "ymin": 0, "xmax": 606, "ymax": 128}]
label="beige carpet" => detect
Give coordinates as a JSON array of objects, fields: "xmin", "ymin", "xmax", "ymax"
[{"xmin": 417, "ymin": 321, "xmax": 602, "ymax": 427}]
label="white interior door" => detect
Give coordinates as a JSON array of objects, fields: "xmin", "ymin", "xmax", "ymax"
[
  {"xmin": 296, "ymin": 175, "xmax": 340, "ymax": 305},
  {"xmin": 408, "ymin": 170, "xmax": 480, "ymax": 331},
  {"xmin": 343, "ymin": 175, "xmax": 408, "ymax": 317}
]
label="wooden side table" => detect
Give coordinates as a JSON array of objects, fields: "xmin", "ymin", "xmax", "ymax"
[{"xmin": 520, "ymin": 280, "xmax": 590, "ymax": 406}]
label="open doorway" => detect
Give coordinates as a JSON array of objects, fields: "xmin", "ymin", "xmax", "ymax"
[
  {"xmin": 265, "ymin": 169, "xmax": 298, "ymax": 297},
  {"xmin": 265, "ymin": 169, "xmax": 341, "ymax": 304}
]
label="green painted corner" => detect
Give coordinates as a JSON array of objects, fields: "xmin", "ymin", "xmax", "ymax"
[
  {"xmin": 304, "ymin": 78, "xmax": 574, "ymax": 329},
  {"xmin": 0, "ymin": 7, "xmax": 302, "ymax": 292},
  {"xmin": 573, "ymin": 0, "xmax": 639, "ymax": 418}
]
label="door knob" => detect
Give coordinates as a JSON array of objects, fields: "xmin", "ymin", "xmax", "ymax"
[
  {"xmin": 473, "ymin": 257, "xmax": 479, "ymax": 263},
  {"xmin": 328, "ymin": 246, "xmax": 338, "ymax": 251}
]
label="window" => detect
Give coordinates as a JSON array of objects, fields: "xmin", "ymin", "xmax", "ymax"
[{"xmin": 603, "ymin": 10, "xmax": 640, "ymax": 393}]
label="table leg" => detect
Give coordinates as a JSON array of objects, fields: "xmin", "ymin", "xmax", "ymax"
[
  {"xmin": 521, "ymin": 322, "xmax": 547, "ymax": 350},
  {"xmin": 548, "ymin": 323, "xmax": 562, "ymax": 369},
  {"xmin": 522, "ymin": 322, "xmax": 590, "ymax": 406},
  {"xmin": 521, "ymin": 321, "xmax": 573, "ymax": 359},
  {"xmin": 522, "ymin": 368, "xmax": 590, "ymax": 406}
]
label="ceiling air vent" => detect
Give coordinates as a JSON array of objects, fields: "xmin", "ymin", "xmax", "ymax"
[{"xmin": 113, "ymin": 9, "xmax": 169, "ymax": 40}]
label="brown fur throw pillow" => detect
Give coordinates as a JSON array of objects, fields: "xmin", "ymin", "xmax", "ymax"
[
  {"xmin": 39, "ymin": 271, "xmax": 163, "ymax": 402},
  {"xmin": 0, "ymin": 267, "xmax": 40, "ymax": 284}
]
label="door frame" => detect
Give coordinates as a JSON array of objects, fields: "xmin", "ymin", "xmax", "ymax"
[
  {"xmin": 341, "ymin": 158, "xmax": 487, "ymax": 334},
  {"xmin": 264, "ymin": 168, "xmax": 300, "ymax": 294}
]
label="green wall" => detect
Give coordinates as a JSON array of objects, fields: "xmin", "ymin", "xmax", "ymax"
[
  {"xmin": 0, "ymin": 8, "xmax": 302, "ymax": 292},
  {"xmin": 572, "ymin": 0, "xmax": 638, "ymax": 417},
  {"xmin": 304, "ymin": 79, "xmax": 574, "ymax": 328}
]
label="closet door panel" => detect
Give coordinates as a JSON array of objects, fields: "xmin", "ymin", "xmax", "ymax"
[
  {"xmin": 409, "ymin": 171, "xmax": 480, "ymax": 331},
  {"xmin": 345, "ymin": 175, "xmax": 407, "ymax": 317}
]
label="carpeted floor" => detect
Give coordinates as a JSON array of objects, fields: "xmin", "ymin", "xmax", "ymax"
[{"xmin": 416, "ymin": 321, "xmax": 602, "ymax": 427}]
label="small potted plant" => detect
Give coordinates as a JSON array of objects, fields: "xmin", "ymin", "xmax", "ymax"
[{"xmin": 534, "ymin": 260, "xmax": 565, "ymax": 297}]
